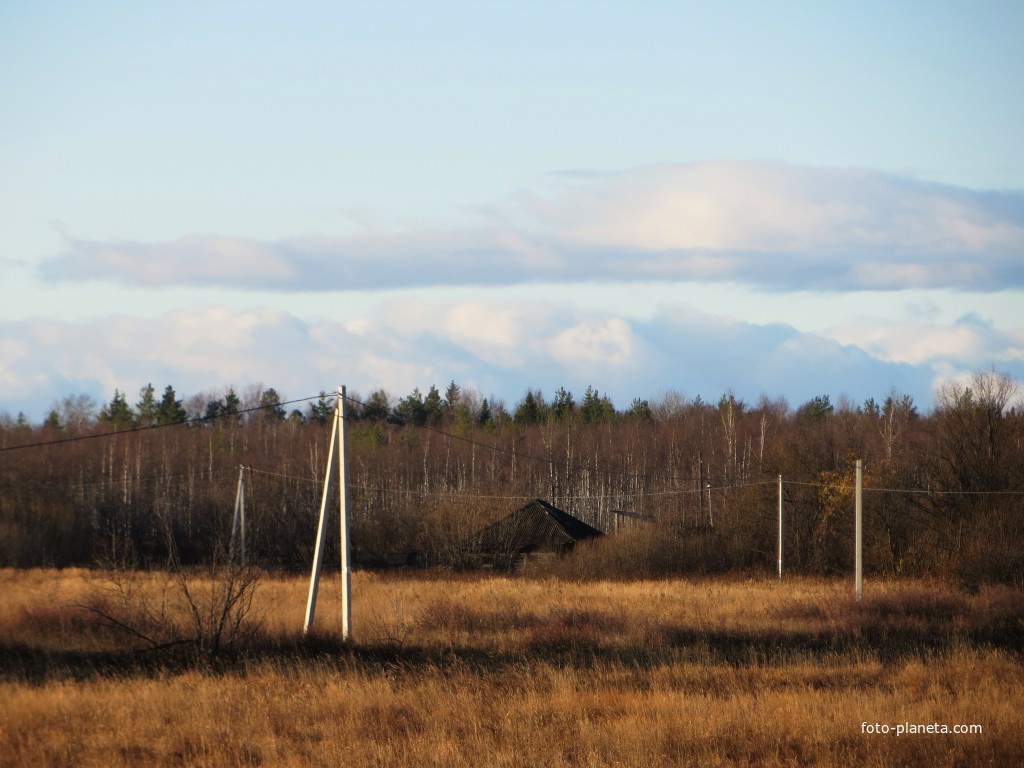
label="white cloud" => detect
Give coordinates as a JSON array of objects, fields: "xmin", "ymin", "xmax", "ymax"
[
  {"xmin": 343, "ymin": 318, "xmax": 371, "ymax": 336},
  {"xmin": 823, "ymin": 313, "xmax": 1017, "ymax": 369},
  {"xmin": 1002, "ymin": 330, "xmax": 1024, "ymax": 362},
  {"xmin": 529, "ymin": 163, "xmax": 892, "ymax": 252},
  {"xmin": 41, "ymin": 162, "xmax": 1024, "ymax": 293},
  {"xmin": 67, "ymin": 236, "xmax": 296, "ymax": 288},
  {"xmin": 824, "ymin": 324, "xmax": 985, "ymax": 365},
  {"xmin": 439, "ymin": 302, "xmax": 538, "ymax": 368},
  {"xmin": 4, "ymin": 298, "xmax": 1023, "ymax": 422},
  {"xmin": 362, "ymin": 298, "xmax": 564, "ymax": 369},
  {"xmin": 548, "ymin": 317, "xmax": 637, "ymax": 367}
]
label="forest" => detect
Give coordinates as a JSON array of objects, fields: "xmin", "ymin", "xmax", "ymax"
[{"xmin": 1, "ymin": 370, "xmax": 1021, "ymax": 585}]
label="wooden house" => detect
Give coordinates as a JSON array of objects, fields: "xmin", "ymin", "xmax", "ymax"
[{"xmin": 466, "ymin": 498, "xmax": 603, "ymax": 571}]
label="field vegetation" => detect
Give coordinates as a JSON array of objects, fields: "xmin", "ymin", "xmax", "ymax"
[{"xmin": 1, "ymin": 569, "xmax": 1022, "ymax": 766}]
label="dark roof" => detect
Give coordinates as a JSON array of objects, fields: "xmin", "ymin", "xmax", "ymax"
[
  {"xmin": 470, "ymin": 499, "xmax": 603, "ymax": 555},
  {"xmin": 535, "ymin": 499, "xmax": 605, "ymax": 542}
]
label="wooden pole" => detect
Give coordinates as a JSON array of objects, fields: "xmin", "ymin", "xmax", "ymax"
[
  {"xmin": 777, "ymin": 474, "xmax": 783, "ymax": 579},
  {"xmin": 338, "ymin": 386, "xmax": 351, "ymax": 641},
  {"xmin": 303, "ymin": 393, "xmax": 339, "ymax": 635},
  {"xmin": 855, "ymin": 459, "xmax": 863, "ymax": 602}
]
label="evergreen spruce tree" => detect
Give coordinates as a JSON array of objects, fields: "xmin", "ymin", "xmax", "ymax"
[
  {"xmin": 43, "ymin": 408, "xmax": 62, "ymax": 431},
  {"xmin": 513, "ymin": 390, "xmax": 546, "ymax": 425},
  {"xmin": 362, "ymin": 390, "xmax": 390, "ymax": 422},
  {"xmin": 307, "ymin": 391, "xmax": 335, "ymax": 424},
  {"xmin": 203, "ymin": 398, "xmax": 224, "ymax": 422},
  {"xmin": 394, "ymin": 388, "xmax": 427, "ymax": 425},
  {"xmin": 625, "ymin": 398, "xmax": 653, "ymax": 422},
  {"xmin": 99, "ymin": 389, "xmax": 136, "ymax": 430},
  {"xmin": 423, "ymin": 385, "xmax": 444, "ymax": 425},
  {"xmin": 259, "ymin": 388, "xmax": 286, "ymax": 423},
  {"xmin": 136, "ymin": 383, "xmax": 158, "ymax": 427},
  {"xmin": 223, "ymin": 388, "xmax": 241, "ymax": 421},
  {"xmin": 155, "ymin": 385, "xmax": 186, "ymax": 426},
  {"xmin": 443, "ymin": 380, "xmax": 461, "ymax": 416},
  {"xmin": 579, "ymin": 385, "xmax": 614, "ymax": 425},
  {"xmin": 552, "ymin": 387, "xmax": 575, "ymax": 420}
]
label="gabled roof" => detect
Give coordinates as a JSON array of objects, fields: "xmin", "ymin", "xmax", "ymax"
[
  {"xmin": 534, "ymin": 499, "xmax": 605, "ymax": 542},
  {"xmin": 470, "ymin": 498, "xmax": 603, "ymax": 555}
]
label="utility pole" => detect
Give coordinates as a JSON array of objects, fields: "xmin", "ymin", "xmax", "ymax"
[
  {"xmin": 338, "ymin": 386, "xmax": 351, "ymax": 640},
  {"xmin": 777, "ymin": 474, "xmax": 783, "ymax": 579},
  {"xmin": 304, "ymin": 386, "xmax": 351, "ymax": 638},
  {"xmin": 855, "ymin": 459, "xmax": 863, "ymax": 602}
]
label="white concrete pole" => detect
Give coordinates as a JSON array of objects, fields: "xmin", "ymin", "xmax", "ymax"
[
  {"xmin": 777, "ymin": 474, "xmax": 783, "ymax": 579},
  {"xmin": 338, "ymin": 386, "xmax": 352, "ymax": 641},
  {"xmin": 239, "ymin": 466, "xmax": 246, "ymax": 566},
  {"xmin": 855, "ymin": 459, "xmax": 863, "ymax": 602},
  {"xmin": 303, "ymin": 395, "xmax": 339, "ymax": 634},
  {"xmin": 230, "ymin": 465, "xmax": 244, "ymax": 564}
]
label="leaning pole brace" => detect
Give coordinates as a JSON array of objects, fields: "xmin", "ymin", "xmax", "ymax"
[
  {"xmin": 304, "ymin": 386, "xmax": 350, "ymax": 637},
  {"xmin": 230, "ymin": 465, "xmax": 245, "ymax": 565}
]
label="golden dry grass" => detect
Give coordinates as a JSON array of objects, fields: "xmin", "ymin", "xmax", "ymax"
[{"xmin": 1, "ymin": 569, "xmax": 1022, "ymax": 767}]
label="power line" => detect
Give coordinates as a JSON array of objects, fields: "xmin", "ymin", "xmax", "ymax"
[
  {"xmin": 0, "ymin": 393, "xmax": 328, "ymax": 453},
  {"xmin": 782, "ymin": 479, "xmax": 1024, "ymax": 496},
  {"xmin": 21, "ymin": 465, "xmax": 242, "ymax": 493},
  {"xmin": 246, "ymin": 467, "xmax": 320, "ymax": 485},
  {"xmin": 352, "ymin": 485, "xmax": 535, "ymax": 500},
  {"xmin": 862, "ymin": 485, "xmax": 1024, "ymax": 496}
]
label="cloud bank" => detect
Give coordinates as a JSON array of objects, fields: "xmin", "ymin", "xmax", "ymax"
[
  {"xmin": 3, "ymin": 299, "xmax": 1022, "ymax": 421},
  {"xmin": 44, "ymin": 162, "xmax": 1024, "ymax": 293}
]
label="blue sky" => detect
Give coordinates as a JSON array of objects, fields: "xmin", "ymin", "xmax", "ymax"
[{"xmin": 2, "ymin": 1, "xmax": 1023, "ymax": 419}]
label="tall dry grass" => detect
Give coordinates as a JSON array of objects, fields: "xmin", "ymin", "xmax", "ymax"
[{"xmin": 1, "ymin": 569, "xmax": 1022, "ymax": 767}]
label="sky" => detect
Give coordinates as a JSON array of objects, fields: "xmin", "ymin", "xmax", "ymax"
[{"xmin": 2, "ymin": 1, "xmax": 1023, "ymax": 421}]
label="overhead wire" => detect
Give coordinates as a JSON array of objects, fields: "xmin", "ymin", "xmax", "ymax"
[
  {"xmin": 781, "ymin": 479, "xmax": 1024, "ymax": 496},
  {"xmin": 0, "ymin": 393, "xmax": 330, "ymax": 453},
  {"xmin": 23, "ymin": 465, "xmax": 243, "ymax": 493}
]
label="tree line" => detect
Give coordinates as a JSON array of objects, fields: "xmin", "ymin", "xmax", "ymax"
[{"xmin": 1, "ymin": 371, "xmax": 1021, "ymax": 585}]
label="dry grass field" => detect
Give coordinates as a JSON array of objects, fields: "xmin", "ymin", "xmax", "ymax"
[{"xmin": 1, "ymin": 568, "xmax": 1022, "ymax": 767}]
